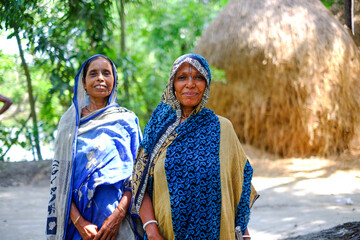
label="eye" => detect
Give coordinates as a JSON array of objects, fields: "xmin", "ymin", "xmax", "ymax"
[
  {"xmin": 194, "ymin": 75, "xmax": 205, "ymax": 81},
  {"xmin": 177, "ymin": 75, "xmax": 187, "ymax": 80},
  {"xmin": 104, "ymin": 71, "xmax": 112, "ymax": 76}
]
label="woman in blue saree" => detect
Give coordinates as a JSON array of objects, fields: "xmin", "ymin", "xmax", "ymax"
[
  {"xmin": 132, "ymin": 54, "xmax": 259, "ymax": 240},
  {"xmin": 46, "ymin": 54, "xmax": 142, "ymax": 240}
]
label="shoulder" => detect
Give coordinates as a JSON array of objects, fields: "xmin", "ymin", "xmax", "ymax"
[
  {"xmin": 110, "ymin": 106, "xmax": 139, "ymax": 121},
  {"xmin": 217, "ymin": 115, "xmax": 233, "ymax": 127},
  {"xmin": 217, "ymin": 115, "xmax": 236, "ymax": 134},
  {"xmin": 111, "ymin": 106, "xmax": 141, "ymax": 129}
]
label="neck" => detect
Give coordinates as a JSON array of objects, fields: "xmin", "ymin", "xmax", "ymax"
[
  {"xmin": 181, "ymin": 107, "xmax": 194, "ymax": 119},
  {"xmin": 88, "ymin": 97, "xmax": 108, "ymax": 111}
]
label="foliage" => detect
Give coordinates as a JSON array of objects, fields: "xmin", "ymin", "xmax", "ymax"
[
  {"xmin": 321, "ymin": 0, "xmax": 342, "ymax": 9},
  {"xmin": 0, "ymin": 0, "xmax": 229, "ymax": 160}
]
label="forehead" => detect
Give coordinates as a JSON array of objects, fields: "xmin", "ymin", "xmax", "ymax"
[
  {"xmin": 88, "ymin": 57, "xmax": 112, "ymax": 70},
  {"xmin": 175, "ymin": 62, "xmax": 200, "ymax": 74}
]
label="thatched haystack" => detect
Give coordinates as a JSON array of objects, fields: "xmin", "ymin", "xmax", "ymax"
[{"xmin": 195, "ymin": 0, "xmax": 360, "ymax": 157}]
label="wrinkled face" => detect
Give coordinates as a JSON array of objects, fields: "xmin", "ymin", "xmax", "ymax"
[
  {"xmin": 174, "ymin": 62, "xmax": 206, "ymax": 110},
  {"xmin": 83, "ymin": 57, "xmax": 114, "ymax": 100}
]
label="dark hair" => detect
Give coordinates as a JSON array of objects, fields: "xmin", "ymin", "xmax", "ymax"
[{"xmin": 82, "ymin": 54, "xmax": 114, "ymax": 82}]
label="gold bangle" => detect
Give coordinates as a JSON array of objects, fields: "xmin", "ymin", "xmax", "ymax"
[
  {"xmin": 116, "ymin": 206, "xmax": 126, "ymax": 215},
  {"xmin": 73, "ymin": 215, "xmax": 81, "ymax": 225}
]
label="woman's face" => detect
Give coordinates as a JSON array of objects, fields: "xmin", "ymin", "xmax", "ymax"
[
  {"xmin": 83, "ymin": 57, "xmax": 114, "ymax": 100},
  {"xmin": 174, "ymin": 62, "xmax": 206, "ymax": 111}
]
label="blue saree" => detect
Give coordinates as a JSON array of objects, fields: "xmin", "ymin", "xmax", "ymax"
[{"xmin": 46, "ymin": 55, "xmax": 142, "ymax": 240}]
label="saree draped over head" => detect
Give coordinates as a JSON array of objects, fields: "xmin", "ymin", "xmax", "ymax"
[
  {"xmin": 46, "ymin": 54, "xmax": 142, "ymax": 240},
  {"xmin": 132, "ymin": 53, "xmax": 259, "ymax": 240}
]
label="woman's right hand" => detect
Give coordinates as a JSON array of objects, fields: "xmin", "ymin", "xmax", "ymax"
[{"xmin": 74, "ymin": 216, "xmax": 99, "ymax": 240}]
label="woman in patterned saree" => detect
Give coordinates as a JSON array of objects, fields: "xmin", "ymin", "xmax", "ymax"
[
  {"xmin": 46, "ymin": 54, "xmax": 142, "ymax": 240},
  {"xmin": 132, "ymin": 53, "xmax": 259, "ymax": 240}
]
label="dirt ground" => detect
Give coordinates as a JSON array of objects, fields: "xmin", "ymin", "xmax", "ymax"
[{"xmin": 0, "ymin": 144, "xmax": 359, "ymax": 240}]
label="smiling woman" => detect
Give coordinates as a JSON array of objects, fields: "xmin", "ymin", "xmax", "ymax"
[
  {"xmin": 173, "ymin": 62, "xmax": 206, "ymax": 122},
  {"xmin": 46, "ymin": 54, "xmax": 143, "ymax": 240},
  {"xmin": 132, "ymin": 53, "xmax": 258, "ymax": 240},
  {"xmin": 81, "ymin": 56, "xmax": 115, "ymax": 116}
]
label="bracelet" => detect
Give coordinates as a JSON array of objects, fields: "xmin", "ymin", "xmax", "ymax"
[
  {"xmin": 116, "ymin": 206, "xmax": 126, "ymax": 215},
  {"xmin": 73, "ymin": 215, "xmax": 81, "ymax": 225},
  {"xmin": 243, "ymin": 235, "xmax": 251, "ymax": 238},
  {"xmin": 143, "ymin": 219, "xmax": 158, "ymax": 230}
]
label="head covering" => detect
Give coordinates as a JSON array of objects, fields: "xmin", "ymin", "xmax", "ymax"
[
  {"xmin": 161, "ymin": 53, "xmax": 211, "ymax": 114},
  {"xmin": 132, "ymin": 53, "xmax": 213, "ymax": 213},
  {"xmin": 47, "ymin": 54, "xmax": 120, "ymax": 239},
  {"xmin": 73, "ymin": 54, "xmax": 118, "ymax": 124}
]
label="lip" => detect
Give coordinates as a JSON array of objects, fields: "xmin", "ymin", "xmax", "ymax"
[
  {"xmin": 94, "ymin": 85, "xmax": 107, "ymax": 89},
  {"xmin": 182, "ymin": 92, "xmax": 198, "ymax": 96}
]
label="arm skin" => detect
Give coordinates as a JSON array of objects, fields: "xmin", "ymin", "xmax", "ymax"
[
  {"xmin": 244, "ymin": 228, "xmax": 250, "ymax": 240},
  {"xmin": 0, "ymin": 95, "xmax": 12, "ymax": 115},
  {"xmin": 70, "ymin": 202, "xmax": 98, "ymax": 240},
  {"xmin": 93, "ymin": 190, "xmax": 132, "ymax": 240},
  {"xmin": 139, "ymin": 192, "xmax": 164, "ymax": 240},
  {"xmin": 71, "ymin": 190, "xmax": 132, "ymax": 240}
]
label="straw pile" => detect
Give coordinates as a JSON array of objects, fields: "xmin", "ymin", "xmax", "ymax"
[{"xmin": 195, "ymin": 0, "xmax": 360, "ymax": 157}]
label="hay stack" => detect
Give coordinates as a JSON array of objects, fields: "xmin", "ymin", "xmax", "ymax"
[{"xmin": 196, "ymin": 0, "xmax": 360, "ymax": 157}]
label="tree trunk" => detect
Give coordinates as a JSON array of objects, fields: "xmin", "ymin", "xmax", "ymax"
[
  {"xmin": 345, "ymin": 0, "xmax": 354, "ymax": 34},
  {"xmin": 116, "ymin": 0, "xmax": 130, "ymax": 101},
  {"xmin": 14, "ymin": 25, "xmax": 43, "ymax": 161},
  {"xmin": 119, "ymin": 0, "xmax": 126, "ymax": 52}
]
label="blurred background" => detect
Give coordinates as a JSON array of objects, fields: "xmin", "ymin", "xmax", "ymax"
[{"xmin": 1, "ymin": 0, "xmax": 360, "ymax": 162}]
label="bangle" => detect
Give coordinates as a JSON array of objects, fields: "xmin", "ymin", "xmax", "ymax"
[
  {"xmin": 116, "ymin": 206, "xmax": 126, "ymax": 215},
  {"xmin": 243, "ymin": 235, "xmax": 251, "ymax": 238},
  {"xmin": 73, "ymin": 215, "xmax": 81, "ymax": 225},
  {"xmin": 143, "ymin": 219, "xmax": 158, "ymax": 230}
]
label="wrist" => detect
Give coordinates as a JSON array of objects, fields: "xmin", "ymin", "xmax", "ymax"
[
  {"xmin": 143, "ymin": 220, "xmax": 160, "ymax": 238},
  {"xmin": 73, "ymin": 215, "xmax": 81, "ymax": 226},
  {"xmin": 116, "ymin": 205, "xmax": 126, "ymax": 216}
]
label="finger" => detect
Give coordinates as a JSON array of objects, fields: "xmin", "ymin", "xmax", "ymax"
[
  {"xmin": 102, "ymin": 229, "xmax": 112, "ymax": 240},
  {"xmin": 93, "ymin": 230, "xmax": 102, "ymax": 240}
]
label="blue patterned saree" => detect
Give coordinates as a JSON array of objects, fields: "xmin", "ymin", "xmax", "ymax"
[{"xmin": 132, "ymin": 54, "xmax": 258, "ymax": 240}]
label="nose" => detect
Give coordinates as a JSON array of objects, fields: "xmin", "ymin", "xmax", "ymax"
[
  {"xmin": 185, "ymin": 77, "xmax": 195, "ymax": 88},
  {"xmin": 97, "ymin": 72, "xmax": 105, "ymax": 81}
]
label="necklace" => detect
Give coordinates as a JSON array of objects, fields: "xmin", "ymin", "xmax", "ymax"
[
  {"xmin": 85, "ymin": 105, "xmax": 93, "ymax": 112},
  {"xmin": 181, "ymin": 113, "xmax": 190, "ymax": 120}
]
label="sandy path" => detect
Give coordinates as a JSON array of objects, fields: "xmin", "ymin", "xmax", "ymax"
[
  {"xmin": 0, "ymin": 185, "xmax": 49, "ymax": 240},
  {"xmin": 0, "ymin": 151, "xmax": 359, "ymax": 239},
  {"xmin": 249, "ymin": 171, "xmax": 360, "ymax": 239}
]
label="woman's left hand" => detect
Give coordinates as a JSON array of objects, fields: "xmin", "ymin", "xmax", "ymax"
[{"xmin": 93, "ymin": 207, "xmax": 125, "ymax": 240}]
